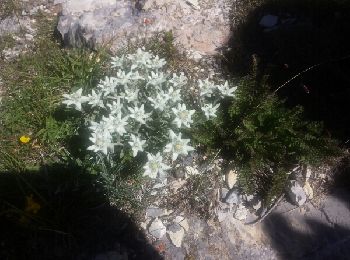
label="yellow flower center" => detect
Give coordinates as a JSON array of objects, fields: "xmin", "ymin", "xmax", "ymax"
[{"xmin": 179, "ymin": 111, "xmax": 188, "ymax": 120}]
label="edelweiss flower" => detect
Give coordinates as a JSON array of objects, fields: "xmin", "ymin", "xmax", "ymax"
[
  {"xmin": 148, "ymin": 92, "xmax": 169, "ymax": 111},
  {"xmin": 87, "ymin": 90, "xmax": 105, "ymax": 108},
  {"xmin": 146, "ymin": 55, "xmax": 166, "ymax": 71},
  {"xmin": 107, "ymin": 97, "xmax": 123, "ymax": 115},
  {"xmin": 167, "ymin": 86, "xmax": 182, "ymax": 103},
  {"xmin": 62, "ymin": 88, "xmax": 88, "ymax": 111},
  {"xmin": 172, "ymin": 103, "xmax": 195, "ymax": 128},
  {"xmin": 128, "ymin": 134, "xmax": 146, "ymax": 157},
  {"xmin": 143, "ymin": 152, "xmax": 171, "ymax": 178},
  {"xmin": 147, "ymin": 71, "xmax": 166, "ymax": 87},
  {"xmin": 202, "ymin": 103, "xmax": 220, "ymax": 119},
  {"xmin": 98, "ymin": 76, "xmax": 118, "ymax": 95},
  {"xmin": 111, "ymin": 55, "xmax": 125, "ymax": 68},
  {"xmin": 128, "ymin": 104, "xmax": 151, "ymax": 125},
  {"xmin": 169, "ymin": 72, "xmax": 188, "ymax": 87},
  {"xmin": 128, "ymin": 48, "xmax": 153, "ymax": 69},
  {"xmin": 87, "ymin": 131, "xmax": 113, "ymax": 155},
  {"xmin": 198, "ymin": 78, "xmax": 216, "ymax": 97},
  {"xmin": 217, "ymin": 81, "xmax": 237, "ymax": 97},
  {"xmin": 102, "ymin": 113, "xmax": 129, "ymax": 136},
  {"xmin": 123, "ymin": 88, "xmax": 139, "ymax": 103},
  {"xmin": 164, "ymin": 130, "xmax": 194, "ymax": 161},
  {"xmin": 116, "ymin": 70, "xmax": 133, "ymax": 86}
]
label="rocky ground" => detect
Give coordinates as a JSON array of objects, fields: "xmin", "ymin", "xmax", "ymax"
[{"xmin": 1, "ymin": 1, "xmax": 350, "ymax": 259}]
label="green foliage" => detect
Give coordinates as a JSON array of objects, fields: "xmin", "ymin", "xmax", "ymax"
[
  {"xmin": 0, "ymin": 16, "xmax": 108, "ymax": 171},
  {"xmin": 192, "ymin": 75, "xmax": 339, "ymax": 204}
]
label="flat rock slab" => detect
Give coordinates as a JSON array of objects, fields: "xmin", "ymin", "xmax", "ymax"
[
  {"xmin": 55, "ymin": 0, "xmax": 231, "ymax": 56},
  {"xmin": 263, "ymin": 188, "xmax": 350, "ymax": 259}
]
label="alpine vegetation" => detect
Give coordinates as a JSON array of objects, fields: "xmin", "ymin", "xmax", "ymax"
[{"xmin": 62, "ymin": 48, "xmax": 237, "ymax": 179}]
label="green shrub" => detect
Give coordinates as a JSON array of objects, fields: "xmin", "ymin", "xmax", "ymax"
[{"xmin": 191, "ymin": 74, "xmax": 339, "ymax": 204}]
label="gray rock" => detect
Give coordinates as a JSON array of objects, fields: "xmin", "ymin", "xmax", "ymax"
[
  {"xmin": 167, "ymin": 223, "xmax": 185, "ymax": 248},
  {"xmin": 148, "ymin": 217, "xmax": 166, "ymax": 239},
  {"xmin": 146, "ymin": 206, "xmax": 170, "ymax": 218},
  {"xmin": 224, "ymin": 189, "xmax": 241, "ymax": 205},
  {"xmin": 56, "ymin": 0, "xmax": 231, "ymax": 56},
  {"xmin": 287, "ymin": 180, "xmax": 307, "ymax": 206}
]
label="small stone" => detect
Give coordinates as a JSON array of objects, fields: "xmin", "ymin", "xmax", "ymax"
[
  {"xmin": 252, "ymin": 200, "xmax": 262, "ymax": 211},
  {"xmin": 287, "ymin": 180, "xmax": 307, "ymax": 206},
  {"xmin": 221, "ymin": 188, "xmax": 229, "ymax": 200},
  {"xmin": 217, "ymin": 208, "xmax": 231, "ymax": 222},
  {"xmin": 226, "ymin": 170, "xmax": 238, "ymax": 189},
  {"xmin": 306, "ymin": 167, "xmax": 312, "ymax": 179},
  {"xmin": 186, "ymin": 0, "xmax": 200, "ymax": 10},
  {"xmin": 224, "ymin": 189, "xmax": 240, "ymax": 205},
  {"xmin": 148, "ymin": 218, "xmax": 166, "ymax": 239},
  {"xmin": 167, "ymin": 223, "xmax": 185, "ymax": 247},
  {"xmin": 303, "ymin": 181, "xmax": 313, "ymax": 200},
  {"xmin": 146, "ymin": 206, "xmax": 171, "ymax": 218},
  {"xmin": 234, "ymin": 203, "xmax": 248, "ymax": 221},
  {"xmin": 259, "ymin": 15, "xmax": 279, "ymax": 28},
  {"xmin": 175, "ymin": 216, "xmax": 189, "ymax": 232}
]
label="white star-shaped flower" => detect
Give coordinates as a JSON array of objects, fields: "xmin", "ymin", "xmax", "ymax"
[
  {"xmin": 102, "ymin": 113, "xmax": 129, "ymax": 136},
  {"xmin": 87, "ymin": 130, "xmax": 113, "ymax": 155},
  {"xmin": 172, "ymin": 103, "xmax": 195, "ymax": 128},
  {"xmin": 147, "ymin": 71, "xmax": 166, "ymax": 87},
  {"xmin": 128, "ymin": 104, "xmax": 151, "ymax": 125},
  {"xmin": 169, "ymin": 72, "xmax": 188, "ymax": 87},
  {"xmin": 217, "ymin": 81, "xmax": 237, "ymax": 97},
  {"xmin": 146, "ymin": 55, "xmax": 166, "ymax": 71},
  {"xmin": 123, "ymin": 88, "xmax": 139, "ymax": 103},
  {"xmin": 128, "ymin": 134, "xmax": 146, "ymax": 157},
  {"xmin": 198, "ymin": 78, "xmax": 216, "ymax": 97},
  {"xmin": 143, "ymin": 152, "xmax": 171, "ymax": 178},
  {"xmin": 116, "ymin": 70, "xmax": 133, "ymax": 86},
  {"xmin": 202, "ymin": 103, "xmax": 220, "ymax": 119},
  {"xmin": 111, "ymin": 55, "xmax": 125, "ymax": 68},
  {"xmin": 148, "ymin": 91, "xmax": 169, "ymax": 111},
  {"xmin": 167, "ymin": 86, "xmax": 182, "ymax": 103},
  {"xmin": 164, "ymin": 130, "xmax": 194, "ymax": 161},
  {"xmin": 62, "ymin": 88, "xmax": 88, "ymax": 111},
  {"xmin": 98, "ymin": 76, "xmax": 118, "ymax": 95},
  {"xmin": 107, "ymin": 97, "xmax": 123, "ymax": 115},
  {"xmin": 87, "ymin": 90, "xmax": 104, "ymax": 108}
]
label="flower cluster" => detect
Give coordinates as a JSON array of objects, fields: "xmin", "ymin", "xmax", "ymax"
[{"xmin": 62, "ymin": 48, "xmax": 237, "ymax": 179}]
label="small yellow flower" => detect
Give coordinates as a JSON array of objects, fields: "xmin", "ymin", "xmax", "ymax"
[{"xmin": 19, "ymin": 135, "xmax": 31, "ymax": 143}]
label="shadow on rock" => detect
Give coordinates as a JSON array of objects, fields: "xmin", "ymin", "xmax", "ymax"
[
  {"xmin": 225, "ymin": 0, "xmax": 350, "ymax": 145},
  {"xmin": 0, "ymin": 164, "xmax": 162, "ymax": 260},
  {"xmin": 263, "ymin": 212, "xmax": 350, "ymax": 260}
]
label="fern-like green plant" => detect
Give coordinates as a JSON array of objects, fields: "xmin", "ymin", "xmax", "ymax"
[{"xmin": 192, "ymin": 74, "xmax": 339, "ymax": 205}]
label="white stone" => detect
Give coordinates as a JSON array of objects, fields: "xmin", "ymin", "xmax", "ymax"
[
  {"xmin": 252, "ymin": 200, "xmax": 262, "ymax": 211},
  {"xmin": 146, "ymin": 206, "xmax": 171, "ymax": 218},
  {"xmin": 148, "ymin": 218, "xmax": 166, "ymax": 239},
  {"xmin": 259, "ymin": 15, "xmax": 278, "ymax": 28},
  {"xmin": 167, "ymin": 224, "xmax": 185, "ymax": 247},
  {"xmin": 303, "ymin": 181, "xmax": 313, "ymax": 200},
  {"xmin": 234, "ymin": 203, "xmax": 248, "ymax": 221},
  {"xmin": 186, "ymin": 0, "xmax": 200, "ymax": 10},
  {"xmin": 306, "ymin": 167, "xmax": 312, "ymax": 179},
  {"xmin": 175, "ymin": 216, "xmax": 189, "ymax": 232},
  {"xmin": 64, "ymin": 0, "xmax": 116, "ymax": 14},
  {"xmin": 226, "ymin": 170, "xmax": 238, "ymax": 189},
  {"xmin": 287, "ymin": 180, "xmax": 307, "ymax": 206},
  {"xmin": 225, "ymin": 190, "xmax": 240, "ymax": 205}
]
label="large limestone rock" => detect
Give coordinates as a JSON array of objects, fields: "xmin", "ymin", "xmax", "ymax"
[{"xmin": 55, "ymin": 0, "xmax": 231, "ymax": 56}]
